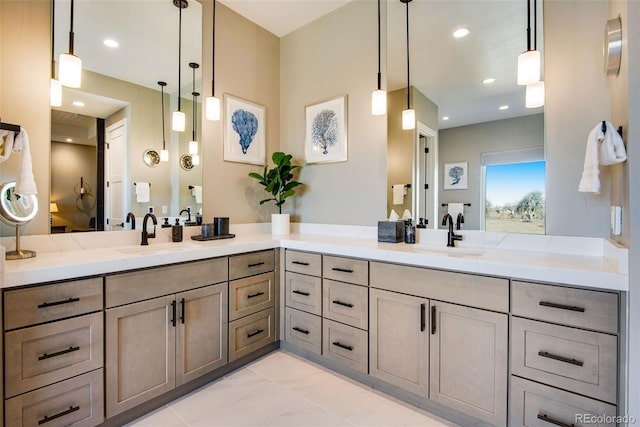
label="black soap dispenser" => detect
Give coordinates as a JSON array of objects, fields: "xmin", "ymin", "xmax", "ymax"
[
  {"xmin": 172, "ymin": 218, "xmax": 183, "ymax": 242},
  {"xmin": 405, "ymin": 219, "xmax": 416, "ymax": 244}
]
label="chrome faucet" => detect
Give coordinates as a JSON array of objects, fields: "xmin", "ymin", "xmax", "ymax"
[
  {"xmin": 141, "ymin": 213, "xmax": 157, "ymax": 246},
  {"xmin": 442, "ymin": 214, "xmax": 462, "ymax": 247},
  {"xmin": 179, "ymin": 208, "xmax": 191, "ymax": 223},
  {"xmin": 126, "ymin": 212, "xmax": 136, "ymax": 230}
]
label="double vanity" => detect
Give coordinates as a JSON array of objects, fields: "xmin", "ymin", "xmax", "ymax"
[{"xmin": 0, "ymin": 224, "xmax": 628, "ymax": 426}]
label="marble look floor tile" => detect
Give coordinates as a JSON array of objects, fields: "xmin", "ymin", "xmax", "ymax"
[{"xmin": 124, "ymin": 405, "xmax": 187, "ymax": 427}]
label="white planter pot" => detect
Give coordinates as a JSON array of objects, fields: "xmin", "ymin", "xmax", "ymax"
[{"xmin": 271, "ymin": 213, "xmax": 290, "ymax": 235}]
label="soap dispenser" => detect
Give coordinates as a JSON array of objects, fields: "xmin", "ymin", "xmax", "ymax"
[
  {"xmin": 172, "ymin": 218, "xmax": 183, "ymax": 242},
  {"xmin": 405, "ymin": 219, "xmax": 416, "ymax": 244}
]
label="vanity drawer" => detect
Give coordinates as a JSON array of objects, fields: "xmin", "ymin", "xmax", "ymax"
[
  {"xmin": 323, "ymin": 279, "xmax": 368, "ymax": 330},
  {"xmin": 511, "ymin": 317, "xmax": 617, "ymax": 403},
  {"xmin": 4, "ymin": 277, "xmax": 103, "ymax": 330},
  {"xmin": 5, "ymin": 369, "xmax": 104, "ymax": 427},
  {"xmin": 5, "ymin": 312, "xmax": 103, "ymax": 398},
  {"xmin": 510, "ymin": 376, "xmax": 617, "ymax": 427},
  {"xmin": 285, "ymin": 272, "xmax": 322, "ymax": 316},
  {"xmin": 322, "ymin": 319, "xmax": 368, "ymax": 373},
  {"xmin": 370, "ymin": 262, "xmax": 509, "ymax": 313},
  {"xmin": 512, "ymin": 281, "xmax": 618, "ymax": 334},
  {"xmin": 230, "ymin": 250, "xmax": 275, "ymax": 280},
  {"xmin": 229, "ymin": 307, "xmax": 275, "ymax": 362},
  {"xmin": 106, "ymin": 257, "xmax": 227, "ymax": 308},
  {"xmin": 229, "ymin": 272, "xmax": 274, "ymax": 321},
  {"xmin": 286, "ymin": 250, "xmax": 322, "ymax": 276},
  {"xmin": 285, "ymin": 307, "xmax": 322, "ymax": 355},
  {"xmin": 323, "ymin": 255, "xmax": 368, "ymax": 286}
]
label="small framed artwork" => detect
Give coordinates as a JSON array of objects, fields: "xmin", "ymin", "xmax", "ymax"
[
  {"xmin": 305, "ymin": 94, "xmax": 347, "ymax": 163},
  {"xmin": 223, "ymin": 94, "xmax": 266, "ymax": 165},
  {"xmin": 443, "ymin": 162, "xmax": 469, "ymax": 190}
]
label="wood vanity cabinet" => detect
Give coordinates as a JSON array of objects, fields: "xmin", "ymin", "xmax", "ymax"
[{"xmin": 104, "ymin": 258, "xmax": 228, "ymax": 418}]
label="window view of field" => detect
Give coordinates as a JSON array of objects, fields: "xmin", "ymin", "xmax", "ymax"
[{"xmin": 485, "ymin": 161, "xmax": 545, "ymax": 234}]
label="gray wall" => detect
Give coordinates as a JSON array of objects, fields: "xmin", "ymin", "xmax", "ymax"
[
  {"xmin": 279, "ymin": 0, "xmax": 387, "ymax": 225},
  {"xmin": 438, "ymin": 114, "xmax": 544, "ymax": 230}
]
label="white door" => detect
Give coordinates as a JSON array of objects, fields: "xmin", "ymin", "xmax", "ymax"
[
  {"xmin": 105, "ymin": 119, "xmax": 128, "ymax": 231},
  {"xmin": 414, "ymin": 123, "xmax": 437, "ymax": 227}
]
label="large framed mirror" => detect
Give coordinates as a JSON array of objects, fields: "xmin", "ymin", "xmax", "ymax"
[
  {"xmin": 51, "ymin": 0, "xmax": 203, "ymax": 233},
  {"xmin": 386, "ymin": 0, "xmax": 545, "ymax": 234}
]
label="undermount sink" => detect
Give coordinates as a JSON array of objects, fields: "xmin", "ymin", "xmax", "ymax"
[
  {"xmin": 414, "ymin": 245, "xmax": 486, "ymax": 257},
  {"xmin": 115, "ymin": 242, "xmax": 202, "ymax": 255}
]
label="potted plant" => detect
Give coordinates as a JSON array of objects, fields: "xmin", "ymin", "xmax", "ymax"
[{"xmin": 248, "ymin": 152, "xmax": 303, "ymax": 235}]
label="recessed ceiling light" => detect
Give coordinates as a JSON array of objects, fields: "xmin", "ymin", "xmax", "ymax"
[
  {"xmin": 453, "ymin": 28, "xmax": 470, "ymax": 38},
  {"xmin": 483, "ymin": 78, "xmax": 496, "ymax": 84},
  {"xmin": 442, "ymin": 116, "xmax": 450, "ymax": 121},
  {"xmin": 104, "ymin": 39, "xmax": 119, "ymax": 48},
  {"xmin": 72, "ymin": 101, "xmax": 85, "ymax": 107},
  {"xmin": 499, "ymin": 105, "xmax": 509, "ymax": 110},
  {"xmin": 66, "ymin": 138, "xmax": 73, "ymax": 142}
]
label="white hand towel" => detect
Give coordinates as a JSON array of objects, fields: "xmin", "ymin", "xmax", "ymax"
[
  {"xmin": 392, "ymin": 184, "xmax": 406, "ymax": 205},
  {"xmin": 447, "ymin": 203, "xmax": 464, "ymax": 218},
  {"xmin": 192, "ymin": 185, "xmax": 203, "ymax": 204},
  {"xmin": 599, "ymin": 121, "xmax": 627, "ymax": 165},
  {"xmin": 578, "ymin": 125, "xmax": 602, "ymax": 193},
  {"xmin": 136, "ymin": 182, "xmax": 150, "ymax": 203},
  {"xmin": 0, "ymin": 130, "xmax": 15, "ymax": 162},
  {"xmin": 12, "ymin": 129, "xmax": 38, "ymax": 195}
]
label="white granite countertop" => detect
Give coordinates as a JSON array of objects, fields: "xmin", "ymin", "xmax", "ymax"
[{"xmin": 0, "ymin": 223, "xmax": 629, "ymax": 291}]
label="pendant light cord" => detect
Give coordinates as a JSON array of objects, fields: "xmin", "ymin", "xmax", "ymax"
[
  {"xmin": 376, "ymin": 0, "xmax": 381, "ymax": 90},
  {"xmin": 526, "ymin": 0, "xmax": 531, "ymax": 51},
  {"xmin": 533, "ymin": 0, "xmax": 537, "ymax": 51},
  {"xmin": 51, "ymin": 0, "xmax": 55, "ymax": 78},
  {"xmin": 211, "ymin": 0, "xmax": 216, "ymax": 97},
  {"xmin": 178, "ymin": 4, "xmax": 183, "ymax": 111},
  {"xmin": 160, "ymin": 83, "xmax": 166, "ymax": 150},
  {"xmin": 192, "ymin": 66, "xmax": 197, "ymax": 141},
  {"xmin": 405, "ymin": 0, "xmax": 411, "ymax": 110},
  {"xmin": 68, "ymin": 0, "xmax": 75, "ymax": 55}
]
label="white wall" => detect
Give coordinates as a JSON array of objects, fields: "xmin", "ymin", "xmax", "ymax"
[{"xmin": 280, "ymin": 0, "xmax": 387, "ymax": 225}]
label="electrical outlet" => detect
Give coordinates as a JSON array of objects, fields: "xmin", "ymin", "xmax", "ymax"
[
  {"xmin": 162, "ymin": 205, "xmax": 168, "ymax": 214},
  {"xmin": 147, "ymin": 206, "xmax": 154, "ymax": 214}
]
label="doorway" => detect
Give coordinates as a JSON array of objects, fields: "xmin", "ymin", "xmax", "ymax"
[
  {"xmin": 105, "ymin": 119, "xmax": 129, "ymax": 231},
  {"xmin": 413, "ymin": 122, "xmax": 438, "ymax": 228}
]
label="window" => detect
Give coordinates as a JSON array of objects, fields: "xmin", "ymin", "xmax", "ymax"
[{"xmin": 482, "ymin": 148, "xmax": 545, "ymax": 234}]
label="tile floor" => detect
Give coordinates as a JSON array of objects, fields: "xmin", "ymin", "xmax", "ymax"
[{"xmin": 126, "ymin": 350, "xmax": 459, "ymax": 427}]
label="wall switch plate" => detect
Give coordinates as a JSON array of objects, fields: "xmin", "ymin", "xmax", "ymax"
[
  {"xmin": 148, "ymin": 206, "xmax": 154, "ymax": 214},
  {"xmin": 610, "ymin": 205, "xmax": 622, "ymax": 235},
  {"xmin": 162, "ymin": 205, "xmax": 168, "ymax": 214}
]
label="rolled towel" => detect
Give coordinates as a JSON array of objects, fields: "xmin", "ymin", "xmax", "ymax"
[
  {"xmin": 136, "ymin": 182, "xmax": 150, "ymax": 203},
  {"xmin": 12, "ymin": 129, "xmax": 37, "ymax": 195}
]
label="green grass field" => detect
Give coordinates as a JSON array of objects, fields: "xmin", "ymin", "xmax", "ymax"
[{"xmin": 485, "ymin": 217, "xmax": 545, "ymax": 234}]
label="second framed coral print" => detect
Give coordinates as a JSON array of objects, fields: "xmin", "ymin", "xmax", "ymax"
[
  {"xmin": 305, "ymin": 95, "xmax": 347, "ymax": 163},
  {"xmin": 224, "ymin": 94, "xmax": 265, "ymax": 165}
]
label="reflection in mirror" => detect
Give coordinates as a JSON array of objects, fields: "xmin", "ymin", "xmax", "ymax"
[
  {"xmin": 0, "ymin": 181, "xmax": 38, "ymax": 259},
  {"xmin": 51, "ymin": 0, "xmax": 202, "ymax": 233},
  {"xmin": 386, "ymin": 0, "xmax": 545, "ymax": 232}
]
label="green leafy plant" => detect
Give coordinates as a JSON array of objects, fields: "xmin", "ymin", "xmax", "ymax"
[{"xmin": 248, "ymin": 152, "xmax": 303, "ymax": 214}]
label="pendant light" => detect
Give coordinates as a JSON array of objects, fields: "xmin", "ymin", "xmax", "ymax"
[
  {"xmin": 517, "ymin": 0, "xmax": 540, "ymax": 86},
  {"xmin": 191, "ymin": 92, "xmax": 200, "ymax": 166},
  {"xmin": 188, "ymin": 62, "xmax": 199, "ymax": 156},
  {"xmin": 50, "ymin": 0, "xmax": 62, "ymax": 106},
  {"xmin": 158, "ymin": 81, "xmax": 169, "ymax": 162},
  {"xmin": 205, "ymin": 0, "xmax": 221, "ymax": 121},
  {"xmin": 525, "ymin": 80, "xmax": 545, "ymax": 108},
  {"xmin": 371, "ymin": 0, "xmax": 386, "ymax": 115},
  {"xmin": 172, "ymin": 0, "xmax": 188, "ymax": 132},
  {"xmin": 59, "ymin": 0, "xmax": 82, "ymax": 88},
  {"xmin": 401, "ymin": 0, "xmax": 415, "ymax": 130}
]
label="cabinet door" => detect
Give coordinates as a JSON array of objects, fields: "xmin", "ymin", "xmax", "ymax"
[
  {"xmin": 369, "ymin": 288, "xmax": 429, "ymax": 397},
  {"xmin": 176, "ymin": 283, "xmax": 228, "ymax": 386},
  {"xmin": 105, "ymin": 295, "xmax": 176, "ymax": 418},
  {"xmin": 430, "ymin": 301, "xmax": 507, "ymax": 426}
]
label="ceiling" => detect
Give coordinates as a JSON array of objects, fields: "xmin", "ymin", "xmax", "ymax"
[{"xmin": 52, "ymin": 0, "xmax": 542, "ymax": 130}]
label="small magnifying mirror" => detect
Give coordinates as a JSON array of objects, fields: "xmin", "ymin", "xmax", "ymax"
[{"xmin": 0, "ymin": 181, "xmax": 38, "ymax": 259}]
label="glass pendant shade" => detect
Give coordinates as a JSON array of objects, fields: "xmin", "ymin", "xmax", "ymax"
[
  {"xmin": 58, "ymin": 53, "xmax": 82, "ymax": 88},
  {"xmin": 517, "ymin": 50, "xmax": 540, "ymax": 85},
  {"xmin": 525, "ymin": 80, "xmax": 545, "ymax": 108},
  {"xmin": 192, "ymin": 153, "xmax": 200, "ymax": 166},
  {"xmin": 50, "ymin": 79, "xmax": 62, "ymax": 107},
  {"xmin": 402, "ymin": 109, "xmax": 415, "ymax": 130},
  {"xmin": 160, "ymin": 149, "xmax": 169, "ymax": 162},
  {"xmin": 189, "ymin": 140, "xmax": 198, "ymax": 155},
  {"xmin": 371, "ymin": 90, "xmax": 387, "ymax": 115},
  {"xmin": 206, "ymin": 96, "xmax": 221, "ymax": 121},
  {"xmin": 172, "ymin": 110, "xmax": 186, "ymax": 132}
]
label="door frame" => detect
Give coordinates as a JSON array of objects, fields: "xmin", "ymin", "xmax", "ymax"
[
  {"xmin": 413, "ymin": 122, "xmax": 438, "ymax": 228},
  {"xmin": 105, "ymin": 118, "xmax": 129, "ymax": 231}
]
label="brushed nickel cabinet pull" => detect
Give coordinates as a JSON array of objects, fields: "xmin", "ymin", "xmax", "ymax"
[
  {"xmin": 38, "ymin": 297, "xmax": 80, "ymax": 309},
  {"xmin": 538, "ymin": 351, "xmax": 584, "ymax": 367},
  {"xmin": 38, "ymin": 406, "xmax": 80, "ymax": 425},
  {"xmin": 38, "ymin": 346, "xmax": 80, "ymax": 361},
  {"xmin": 537, "ymin": 413, "xmax": 575, "ymax": 427},
  {"xmin": 539, "ymin": 301, "xmax": 585, "ymax": 313}
]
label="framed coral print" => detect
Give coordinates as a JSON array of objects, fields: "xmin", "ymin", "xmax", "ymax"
[
  {"xmin": 443, "ymin": 162, "xmax": 468, "ymax": 190},
  {"xmin": 224, "ymin": 94, "xmax": 266, "ymax": 165},
  {"xmin": 305, "ymin": 95, "xmax": 347, "ymax": 163}
]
